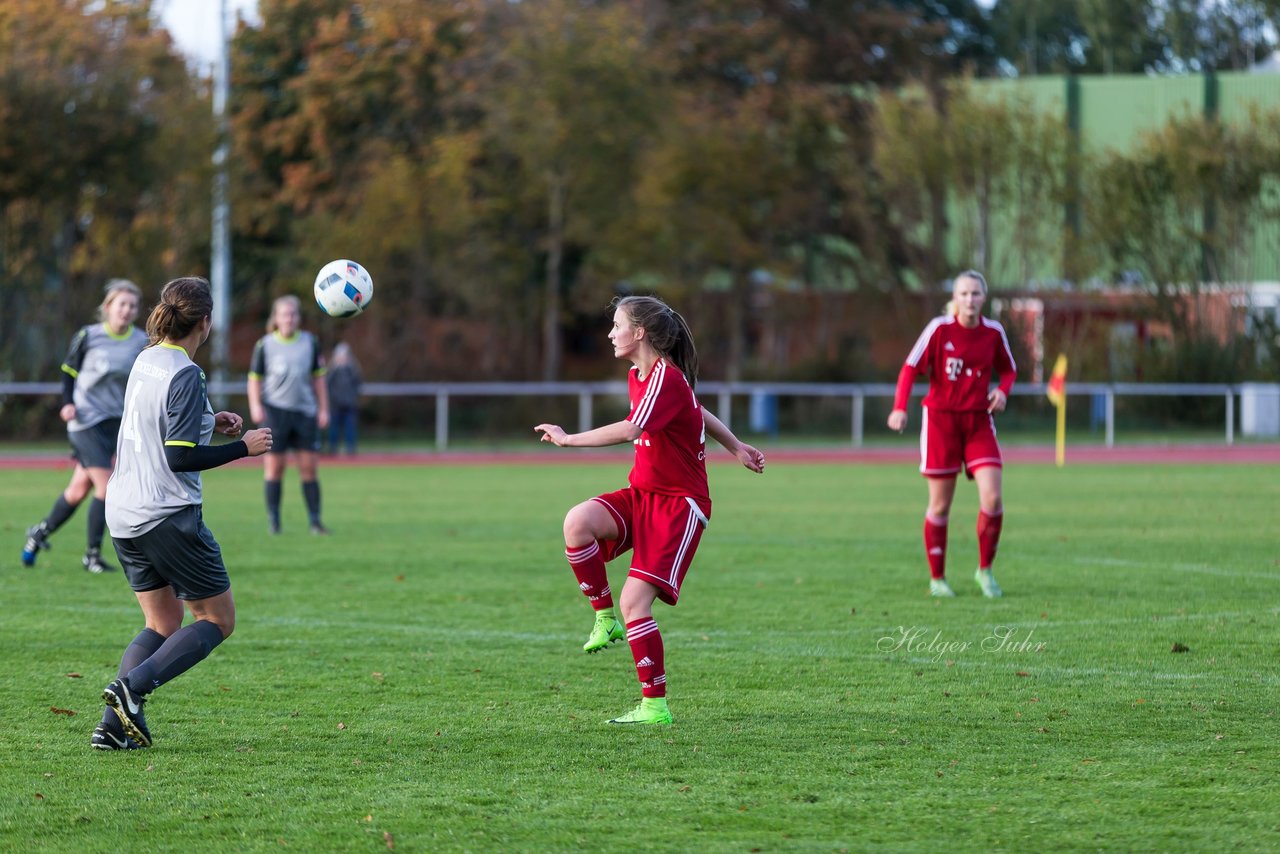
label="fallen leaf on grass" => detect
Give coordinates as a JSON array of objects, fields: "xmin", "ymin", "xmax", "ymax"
[
  {"xmin": 66, "ymin": 673, "xmax": 82, "ymax": 679},
  {"xmin": 1170, "ymin": 642, "xmax": 1190, "ymax": 653},
  {"xmin": 384, "ymin": 831, "xmax": 394, "ymax": 849},
  {"xmin": 395, "ymin": 575, "xmax": 405, "ymax": 583},
  {"xmin": 34, "ymin": 793, "xmax": 44, "ymax": 800},
  {"xmin": 337, "ymin": 722, "xmax": 346, "ymax": 730},
  {"xmin": 50, "ymin": 707, "xmax": 76, "ymax": 716},
  {"xmin": 1015, "ymin": 671, "xmax": 1030, "ymax": 677},
  {"xmin": 371, "ymin": 672, "xmax": 385, "ymax": 683}
]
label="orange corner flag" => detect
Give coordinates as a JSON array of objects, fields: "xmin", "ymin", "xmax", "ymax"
[{"xmin": 1046, "ymin": 354, "xmax": 1068, "ymax": 408}]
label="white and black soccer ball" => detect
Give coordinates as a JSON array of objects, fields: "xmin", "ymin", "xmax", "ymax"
[{"xmin": 314, "ymin": 259, "xmax": 374, "ymax": 318}]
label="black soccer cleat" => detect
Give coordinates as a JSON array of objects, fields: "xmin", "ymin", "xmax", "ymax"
[
  {"xmin": 21, "ymin": 522, "xmax": 51, "ymax": 567},
  {"xmin": 91, "ymin": 717, "xmax": 141, "ymax": 751},
  {"xmin": 102, "ymin": 679, "xmax": 151, "ymax": 748},
  {"xmin": 82, "ymin": 547, "xmax": 117, "ymax": 574}
]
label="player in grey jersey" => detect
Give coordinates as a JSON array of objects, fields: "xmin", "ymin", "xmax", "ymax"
[
  {"xmin": 95, "ymin": 277, "xmax": 272, "ymax": 750},
  {"xmin": 22, "ymin": 280, "xmax": 148, "ymax": 574},
  {"xmin": 248, "ymin": 294, "xmax": 331, "ymax": 535}
]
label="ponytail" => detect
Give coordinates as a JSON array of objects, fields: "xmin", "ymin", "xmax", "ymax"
[
  {"xmin": 613, "ymin": 295, "xmax": 700, "ymax": 389},
  {"xmin": 145, "ymin": 277, "xmax": 212, "ymax": 345}
]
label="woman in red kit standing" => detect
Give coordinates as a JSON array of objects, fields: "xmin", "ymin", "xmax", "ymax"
[
  {"xmin": 535, "ymin": 295, "xmax": 765, "ymax": 725},
  {"xmin": 887, "ymin": 271, "xmax": 1017, "ymax": 599}
]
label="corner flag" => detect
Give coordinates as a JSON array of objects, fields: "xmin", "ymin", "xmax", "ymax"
[{"xmin": 1046, "ymin": 354, "xmax": 1067, "ymax": 466}]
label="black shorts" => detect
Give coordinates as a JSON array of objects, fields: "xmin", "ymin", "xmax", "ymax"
[
  {"xmin": 264, "ymin": 404, "xmax": 319, "ymax": 453},
  {"xmin": 69, "ymin": 418, "xmax": 121, "ymax": 469},
  {"xmin": 112, "ymin": 505, "xmax": 230, "ymax": 601}
]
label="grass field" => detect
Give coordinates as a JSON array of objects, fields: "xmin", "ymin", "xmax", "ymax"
[{"xmin": 1, "ymin": 457, "xmax": 1277, "ymax": 852}]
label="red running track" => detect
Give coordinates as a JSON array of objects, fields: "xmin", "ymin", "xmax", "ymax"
[{"xmin": 2, "ymin": 444, "xmax": 1278, "ymax": 469}]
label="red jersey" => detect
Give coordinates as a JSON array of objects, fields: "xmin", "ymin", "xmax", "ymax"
[
  {"xmin": 895, "ymin": 315, "xmax": 1016, "ymax": 412},
  {"xmin": 625, "ymin": 359, "xmax": 710, "ymax": 508}
]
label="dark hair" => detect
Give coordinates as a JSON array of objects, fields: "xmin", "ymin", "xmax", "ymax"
[
  {"xmin": 613, "ymin": 295, "xmax": 699, "ymax": 389},
  {"xmin": 146, "ymin": 277, "xmax": 212, "ymax": 345}
]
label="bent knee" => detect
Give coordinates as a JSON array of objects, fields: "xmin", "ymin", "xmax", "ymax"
[
  {"xmin": 208, "ymin": 617, "xmax": 235, "ymax": 639},
  {"xmin": 562, "ymin": 504, "xmax": 598, "ymax": 544}
]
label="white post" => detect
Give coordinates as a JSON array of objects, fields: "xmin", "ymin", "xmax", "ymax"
[
  {"xmin": 209, "ymin": 0, "xmax": 231, "ymax": 406},
  {"xmin": 436, "ymin": 391, "xmax": 449, "ymax": 450},
  {"xmin": 1226, "ymin": 390, "xmax": 1234, "ymax": 446},
  {"xmin": 578, "ymin": 390, "xmax": 592, "ymax": 434},
  {"xmin": 718, "ymin": 390, "xmax": 731, "ymax": 430},
  {"xmin": 852, "ymin": 393, "xmax": 864, "ymax": 447}
]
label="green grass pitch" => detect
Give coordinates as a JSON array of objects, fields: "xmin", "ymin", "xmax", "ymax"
[{"xmin": 1, "ymin": 458, "xmax": 1277, "ymax": 851}]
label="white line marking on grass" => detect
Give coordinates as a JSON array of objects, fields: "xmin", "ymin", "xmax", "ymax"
[{"xmin": 1078, "ymin": 556, "xmax": 1280, "ymax": 582}]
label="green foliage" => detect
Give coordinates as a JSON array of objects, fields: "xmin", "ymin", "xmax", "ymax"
[
  {"xmin": 2, "ymin": 461, "xmax": 1278, "ymax": 850},
  {"xmin": 873, "ymin": 81, "xmax": 1068, "ymax": 287},
  {"xmin": 989, "ymin": 0, "xmax": 1280, "ymax": 74},
  {"xmin": 1085, "ymin": 111, "xmax": 1280, "ymax": 334}
]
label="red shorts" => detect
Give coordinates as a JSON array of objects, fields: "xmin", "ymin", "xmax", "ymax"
[
  {"xmin": 592, "ymin": 487, "xmax": 710, "ymax": 606},
  {"xmin": 920, "ymin": 406, "xmax": 1002, "ymax": 479}
]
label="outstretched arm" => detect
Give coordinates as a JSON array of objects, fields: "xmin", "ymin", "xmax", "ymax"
[
  {"xmin": 535, "ymin": 419, "xmax": 642, "ymax": 448},
  {"xmin": 702, "ymin": 409, "xmax": 765, "ymax": 473}
]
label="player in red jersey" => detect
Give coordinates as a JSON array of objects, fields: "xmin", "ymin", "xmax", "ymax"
[
  {"xmin": 887, "ymin": 271, "xmax": 1016, "ymax": 598},
  {"xmin": 536, "ymin": 295, "xmax": 765, "ymax": 725}
]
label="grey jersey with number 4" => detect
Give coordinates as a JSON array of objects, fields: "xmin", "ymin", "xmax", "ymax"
[
  {"xmin": 62, "ymin": 324, "xmax": 149, "ymax": 432},
  {"xmin": 249, "ymin": 331, "xmax": 323, "ymax": 416},
  {"xmin": 107, "ymin": 344, "xmax": 215, "ymax": 537}
]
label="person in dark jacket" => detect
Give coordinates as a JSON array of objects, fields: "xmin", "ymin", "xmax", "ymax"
[{"xmin": 325, "ymin": 342, "xmax": 363, "ymax": 456}]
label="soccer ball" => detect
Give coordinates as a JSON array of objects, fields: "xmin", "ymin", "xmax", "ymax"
[{"xmin": 314, "ymin": 259, "xmax": 374, "ymax": 318}]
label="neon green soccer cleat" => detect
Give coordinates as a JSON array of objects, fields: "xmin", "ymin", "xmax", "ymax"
[
  {"xmin": 583, "ymin": 612, "xmax": 625, "ymax": 653},
  {"xmin": 608, "ymin": 697, "xmax": 672, "ymax": 725},
  {"xmin": 929, "ymin": 578, "xmax": 956, "ymax": 597},
  {"xmin": 975, "ymin": 568, "xmax": 1003, "ymax": 599}
]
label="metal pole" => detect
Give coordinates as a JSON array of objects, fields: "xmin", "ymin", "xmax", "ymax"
[
  {"xmin": 852, "ymin": 393, "xmax": 864, "ymax": 447},
  {"xmin": 436, "ymin": 391, "xmax": 449, "ymax": 450},
  {"xmin": 1226, "ymin": 390, "xmax": 1234, "ymax": 446},
  {"xmin": 718, "ymin": 390, "xmax": 731, "ymax": 430},
  {"xmin": 1105, "ymin": 389, "xmax": 1115, "ymax": 448},
  {"xmin": 209, "ymin": 0, "xmax": 231, "ymax": 405},
  {"xmin": 578, "ymin": 391, "xmax": 592, "ymax": 434}
]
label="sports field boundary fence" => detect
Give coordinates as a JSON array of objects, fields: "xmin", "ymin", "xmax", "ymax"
[{"xmin": 4, "ymin": 381, "xmax": 1275, "ymax": 449}]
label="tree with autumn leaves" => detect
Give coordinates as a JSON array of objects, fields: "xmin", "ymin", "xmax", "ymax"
[
  {"xmin": 0, "ymin": 0, "xmax": 210, "ymax": 388},
  {"xmin": 3, "ymin": 0, "xmax": 1280, "ymax": 390}
]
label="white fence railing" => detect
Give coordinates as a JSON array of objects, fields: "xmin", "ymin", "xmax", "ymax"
[{"xmin": 2, "ymin": 380, "xmax": 1265, "ymax": 449}]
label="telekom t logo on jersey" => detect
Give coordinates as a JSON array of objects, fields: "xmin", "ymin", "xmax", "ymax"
[{"xmin": 945, "ymin": 357, "xmax": 964, "ymax": 381}]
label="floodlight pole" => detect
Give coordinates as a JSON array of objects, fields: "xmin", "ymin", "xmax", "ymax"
[{"xmin": 210, "ymin": 0, "xmax": 232, "ymax": 404}]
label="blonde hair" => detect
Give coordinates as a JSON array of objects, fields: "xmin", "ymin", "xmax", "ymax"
[
  {"xmin": 96, "ymin": 279, "xmax": 142, "ymax": 322},
  {"xmin": 266, "ymin": 294, "xmax": 302, "ymax": 332},
  {"xmin": 953, "ymin": 269, "xmax": 988, "ymax": 293}
]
